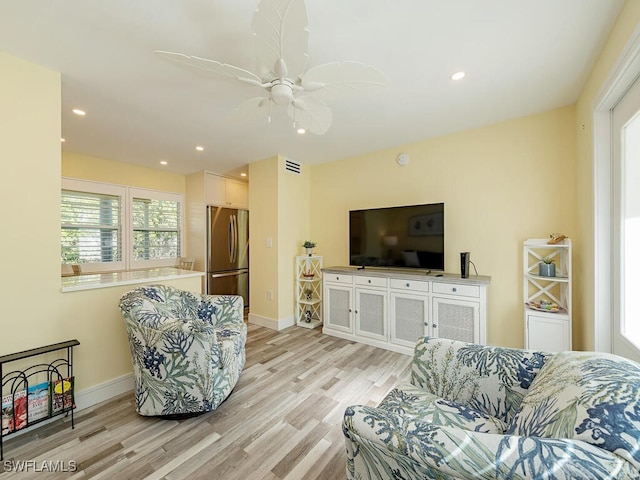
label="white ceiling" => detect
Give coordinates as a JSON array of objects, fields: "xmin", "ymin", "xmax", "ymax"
[{"xmin": 0, "ymin": 0, "xmax": 625, "ymax": 177}]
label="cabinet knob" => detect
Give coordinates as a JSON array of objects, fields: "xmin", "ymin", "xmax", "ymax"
[
  {"xmin": 406, "ymin": 283, "xmax": 410, "ymax": 287},
  {"xmin": 336, "ymin": 276, "xmax": 340, "ymax": 280},
  {"xmin": 432, "ymin": 324, "xmax": 437, "ymax": 328},
  {"xmin": 368, "ymin": 279, "xmax": 371, "ymax": 283},
  {"xmin": 452, "ymin": 287, "xmax": 457, "ymax": 292},
  {"xmin": 355, "ymin": 310, "xmax": 358, "ymax": 314}
]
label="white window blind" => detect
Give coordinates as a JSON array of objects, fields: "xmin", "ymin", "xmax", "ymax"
[
  {"xmin": 61, "ymin": 190, "xmax": 122, "ymax": 265},
  {"xmin": 61, "ymin": 179, "xmax": 184, "ymax": 274},
  {"xmin": 132, "ymin": 197, "xmax": 181, "ymax": 260}
]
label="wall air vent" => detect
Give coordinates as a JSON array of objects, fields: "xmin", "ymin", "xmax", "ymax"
[{"xmin": 285, "ymin": 159, "xmax": 302, "ymax": 175}]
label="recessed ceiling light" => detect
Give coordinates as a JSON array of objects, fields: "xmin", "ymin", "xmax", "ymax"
[
  {"xmin": 195, "ymin": 146, "xmax": 204, "ymax": 151},
  {"xmin": 451, "ymin": 71, "xmax": 466, "ymax": 81},
  {"xmin": 296, "ymin": 127, "xmax": 306, "ymax": 135},
  {"xmin": 60, "ymin": 138, "xmax": 66, "ymax": 143},
  {"xmin": 240, "ymin": 172, "xmax": 247, "ymax": 177},
  {"xmin": 160, "ymin": 160, "xmax": 168, "ymax": 165},
  {"xmin": 72, "ymin": 108, "xmax": 86, "ymax": 116}
]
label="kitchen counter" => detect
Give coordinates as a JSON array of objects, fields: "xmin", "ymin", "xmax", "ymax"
[{"xmin": 61, "ymin": 267, "xmax": 204, "ymax": 293}]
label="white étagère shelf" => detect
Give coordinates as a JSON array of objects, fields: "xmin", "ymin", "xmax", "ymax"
[
  {"xmin": 523, "ymin": 238, "xmax": 572, "ymax": 352},
  {"xmin": 295, "ymin": 255, "xmax": 323, "ymax": 329}
]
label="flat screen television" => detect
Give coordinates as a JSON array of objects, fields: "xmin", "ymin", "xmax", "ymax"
[{"xmin": 349, "ymin": 203, "xmax": 444, "ymax": 271}]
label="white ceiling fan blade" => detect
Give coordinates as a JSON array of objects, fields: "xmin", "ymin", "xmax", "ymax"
[
  {"xmin": 252, "ymin": 0, "xmax": 309, "ymax": 80},
  {"xmin": 300, "ymin": 61, "xmax": 390, "ymax": 97},
  {"xmin": 154, "ymin": 50, "xmax": 263, "ymax": 86},
  {"xmin": 288, "ymin": 96, "xmax": 332, "ymax": 135},
  {"xmin": 227, "ymin": 96, "xmax": 271, "ymax": 125}
]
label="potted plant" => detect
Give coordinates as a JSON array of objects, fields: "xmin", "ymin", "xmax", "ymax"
[
  {"xmin": 539, "ymin": 256, "xmax": 556, "ymax": 277},
  {"xmin": 303, "ymin": 240, "xmax": 316, "ymax": 255}
]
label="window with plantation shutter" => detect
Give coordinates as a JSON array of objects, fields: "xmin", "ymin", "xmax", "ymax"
[
  {"xmin": 61, "ymin": 179, "xmax": 126, "ymax": 272},
  {"xmin": 61, "ymin": 190, "xmax": 122, "ymax": 263},
  {"xmin": 61, "ymin": 179, "xmax": 184, "ymax": 274},
  {"xmin": 132, "ymin": 196, "xmax": 181, "ymax": 261}
]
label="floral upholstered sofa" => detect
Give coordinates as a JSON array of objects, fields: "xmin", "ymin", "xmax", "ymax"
[
  {"xmin": 343, "ymin": 337, "xmax": 640, "ymax": 479},
  {"xmin": 119, "ymin": 284, "xmax": 246, "ymax": 416}
]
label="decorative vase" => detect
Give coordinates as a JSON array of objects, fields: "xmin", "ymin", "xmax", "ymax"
[
  {"xmin": 539, "ymin": 263, "xmax": 556, "ymax": 277},
  {"xmin": 305, "ymin": 247, "xmax": 314, "ymax": 256}
]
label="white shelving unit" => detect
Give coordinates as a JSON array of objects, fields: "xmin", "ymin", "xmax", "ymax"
[
  {"xmin": 296, "ymin": 255, "xmax": 323, "ymax": 329},
  {"xmin": 523, "ymin": 238, "xmax": 572, "ymax": 351}
]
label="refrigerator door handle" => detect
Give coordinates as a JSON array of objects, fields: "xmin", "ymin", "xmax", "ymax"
[
  {"xmin": 231, "ymin": 214, "xmax": 238, "ymax": 264},
  {"xmin": 228, "ymin": 215, "xmax": 234, "ymax": 263},
  {"xmin": 210, "ymin": 271, "xmax": 245, "ymax": 278}
]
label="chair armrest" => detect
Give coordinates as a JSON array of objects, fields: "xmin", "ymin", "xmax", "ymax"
[
  {"xmin": 344, "ymin": 405, "xmax": 637, "ymax": 479},
  {"xmin": 198, "ymin": 293, "xmax": 244, "ymax": 327},
  {"xmin": 410, "ymin": 337, "xmax": 551, "ymax": 424}
]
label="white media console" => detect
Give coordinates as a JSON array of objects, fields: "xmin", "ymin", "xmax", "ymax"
[{"xmin": 322, "ymin": 267, "xmax": 491, "ymax": 355}]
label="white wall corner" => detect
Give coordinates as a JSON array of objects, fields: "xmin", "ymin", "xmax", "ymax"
[{"xmin": 248, "ymin": 313, "xmax": 295, "ymax": 331}]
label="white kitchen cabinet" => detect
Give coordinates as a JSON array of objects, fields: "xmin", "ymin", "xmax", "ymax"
[
  {"xmin": 185, "ymin": 171, "xmax": 249, "ymax": 278},
  {"xmin": 523, "ymin": 238, "xmax": 572, "ymax": 351},
  {"xmin": 322, "ymin": 268, "xmax": 490, "ymax": 355},
  {"xmin": 205, "ymin": 173, "xmax": 249, "ymax": 209}
]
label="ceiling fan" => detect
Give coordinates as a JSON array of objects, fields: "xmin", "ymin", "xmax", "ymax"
[{"xmin": 155, "ymin": 0, "xmax": 389, "ymax": 135}]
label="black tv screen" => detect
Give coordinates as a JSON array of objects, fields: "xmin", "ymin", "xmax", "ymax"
[{"xmin": 349, "ymin": 203, "xmax": 444, "ymax": 270}]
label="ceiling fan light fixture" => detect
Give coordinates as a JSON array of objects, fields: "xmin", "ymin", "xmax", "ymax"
[{"xmin": 271, "ymin": 82, "xmax": 293, "ymax": 104}]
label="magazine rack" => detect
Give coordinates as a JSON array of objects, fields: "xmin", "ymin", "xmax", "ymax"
[{"xmin": 0, "ymin": 339, "xmax": 79, "ymax": 460}]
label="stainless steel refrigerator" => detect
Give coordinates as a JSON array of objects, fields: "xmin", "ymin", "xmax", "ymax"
[{"xmin": 206, "ymin": 206, "xmax": 249, "ymax": 307}]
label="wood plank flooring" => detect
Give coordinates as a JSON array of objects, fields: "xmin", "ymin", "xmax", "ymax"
[{"xmin": 1, "ymin": 324, "xmax": 412, "ymax": 479}]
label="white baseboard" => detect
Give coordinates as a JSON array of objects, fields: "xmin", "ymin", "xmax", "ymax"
[
  {"xmin": 248, "ymin": 313, "xmax": 295, "ymax": 331},
  {"xmin": 75, "ymin": 373, "xmax": 134, "ymax": 411}
]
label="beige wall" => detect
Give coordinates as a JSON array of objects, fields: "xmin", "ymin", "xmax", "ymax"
[
  {"xmin": 248, "ymin": 156, "xmax": 280, "ymax": 321},
  {"xmin": 1, "ymin": 52, "xmax": 63, "ymax": 357},
  {"xmin": 63, "ymin": 151, "xmax": 185, "ymax": 193},
  {"xmin": 248, "ymin": 155, "xmax": 311, "ymax": 327},
  {"xmin": 0, "ymin": 53, "xmax": 200, "ymax": 398},
  {"xmin": 311, "ymin": 106, "xmax": 577, "ymax": 348},
  {"xmin": 277, "ymin": 156, "xmax": 312, "ymax": 319},
  {"xmin": 576, "ymin": 1, "xmax": 640, "ymax": 349}
]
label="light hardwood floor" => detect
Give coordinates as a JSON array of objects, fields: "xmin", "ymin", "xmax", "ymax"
[{"xmin": 1, "ymin": 324, "xmax": 412, "ymax": 479}]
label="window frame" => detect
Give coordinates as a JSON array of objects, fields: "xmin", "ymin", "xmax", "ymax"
[
  {"xmin": 61, "ymin": 178, "xmax": 184, "ymax": 273},
  {"xmin": 128, "ymin": 187, "xmax": 185, "ymax": 270},
  {"xmin": 61, "ymin": 178, "xmax": 127, "ymax": 273}
]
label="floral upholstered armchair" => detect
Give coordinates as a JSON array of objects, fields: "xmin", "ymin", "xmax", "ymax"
[
  {"xmin": 343, "ymin": 337, "xmax": 640, "ymax": 479},
  {"xmin": 119, "ymin": 284, "xmax": 246, "ymax": 416}
]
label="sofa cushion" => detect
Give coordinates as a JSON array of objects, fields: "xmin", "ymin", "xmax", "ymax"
[
  {"xmin": 379, "ymin": 382, "xmax": 508, "ymax": 434},
  {"xmin": 508, "ymin": 351, "xmax": 640, "ymax": 470}
]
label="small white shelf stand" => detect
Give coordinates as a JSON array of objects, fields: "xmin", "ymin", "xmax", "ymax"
[
  {"xmin": 523, "ymin": 238, "xmax": 572, "ymax": 351},
  {"xmin": 296, "ymin": 255, "xmax": 323, "ymax": 329}
]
